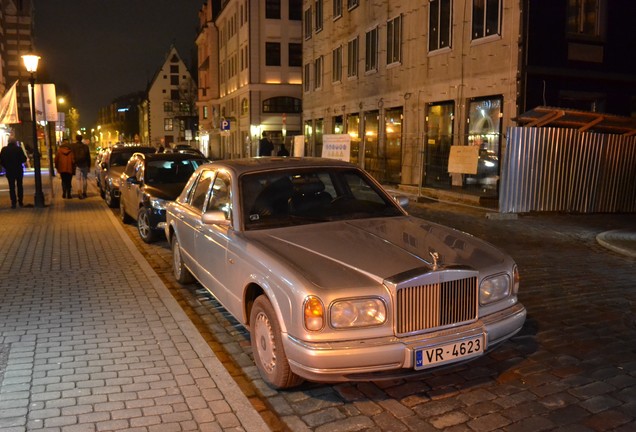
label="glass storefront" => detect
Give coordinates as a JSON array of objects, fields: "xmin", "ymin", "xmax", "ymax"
[
  {"xmin": 363, "ymin": 111, "xmax": 380, "ymax": 179},
  {"xmin": 465, "ymin": 97, "xmax": 502, "ymax": 194},
  {"xmin": 384, "ymin": 107, "xmax": 403, "ymax": 184},
  {"xmin": 346, "ymin": 113, "xmax": 361, "ymax": 165},
  {"xmin": 424, "ymin": 101, "xmax": 454, "ymax": 189}
]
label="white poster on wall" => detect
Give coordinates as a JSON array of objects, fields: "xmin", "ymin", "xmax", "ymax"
[{"xmin": 321, "ymin": 134, "xmax": 351, "ymax": 161}]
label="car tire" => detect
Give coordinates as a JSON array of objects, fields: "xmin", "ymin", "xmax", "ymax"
[
  {"xmin": 250, "ymin": 296, "xmax": 303, "ymax": 389},
  {"xmin": 138, "ymin": 207, "xmax": 157, "ymax": 243},
  {"xmin": 105, "ymin": 188, "xmax": 118, "ymax": 208},
  {"xmin": 120, "ymin": 200, "xmax": 133, "ymax": 224},
  {"xmin": 172, "ymin": 237, "xmax": 194, "ymax": 284}
]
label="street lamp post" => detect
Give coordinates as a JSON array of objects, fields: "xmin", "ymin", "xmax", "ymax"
[{"xmin": 22, "ymin": 54, "xmax": 45, "ymax": 208}]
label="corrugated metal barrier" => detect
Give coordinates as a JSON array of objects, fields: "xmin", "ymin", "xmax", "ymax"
[{"xmin": 500, "ymin": 127, "xmax": 636, "ymax": 213}]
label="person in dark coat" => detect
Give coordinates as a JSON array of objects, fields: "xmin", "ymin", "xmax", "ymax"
[
  {"xmin": 258, "ymin": 132, "xmax": 274, "ymax": 156},
  {"xmin": 0, "ymin": 139, "xmax": 27, "ymax": 208}
]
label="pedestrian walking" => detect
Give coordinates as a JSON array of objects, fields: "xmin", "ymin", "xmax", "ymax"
[
  {"xmin": 70, "ymin": 134, "xmax": 91, "ymax": 198},
  {"xmin": 55, "ymin": 139, "xmax": 76, "ymax": 199},
  {"xmin": 0, "ymin": 139, "xmax": 27, "ymax": 208},
  {"xmin": 258, "ymin": 132, "xmax": 273, "ymax": 156}
]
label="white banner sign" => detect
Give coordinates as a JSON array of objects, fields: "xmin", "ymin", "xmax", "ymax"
[{"xmin": 321, "ymin": 134, "xmax": 351, "ymax": 161}]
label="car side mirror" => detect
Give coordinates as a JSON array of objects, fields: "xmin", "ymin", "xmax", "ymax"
[
  {"xmin": 394, "ymin": 195, "xmax": 409, "ymax": 208},
  {"xmin": 201, "ymin": 210, "xmax": 231, "ymax": 227}
]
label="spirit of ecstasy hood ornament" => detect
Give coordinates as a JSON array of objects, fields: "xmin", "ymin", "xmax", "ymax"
[{"xmin": 429, "ymin": 251, "xmax": 440, "ymax": 270}]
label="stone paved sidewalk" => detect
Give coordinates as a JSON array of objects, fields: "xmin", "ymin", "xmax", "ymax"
[{"xmin": 0, "ymin": 178, "xmax": 269, "ymax": 431}]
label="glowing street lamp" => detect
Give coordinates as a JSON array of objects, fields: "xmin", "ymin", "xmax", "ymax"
[{"xmin": 22, "ymin": 54, "xmax": 45, "ymax": 208}]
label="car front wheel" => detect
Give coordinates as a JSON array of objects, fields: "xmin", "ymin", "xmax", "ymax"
[
  {"xmin": 172, "ymin": 237, "xmax": 194, "ymax": 284},
  {"xmin": 250, "ymin": 296, "xmax": 303, "ymax": 389}
]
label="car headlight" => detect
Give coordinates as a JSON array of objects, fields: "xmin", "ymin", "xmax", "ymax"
[
  {"xmin": 480, "ymin": 274, "xmax": 511, "ymax": 304},
  {"xmin": 149, "ymin": 197, "xmax": 167, "ymax": 210},
  {"xmin": 111, "ymin": 177, "xmax": 120, "ymax": 188},
  {"xmin": 330, "ymin": 298, "xmax": 386, "ymax": 329}
]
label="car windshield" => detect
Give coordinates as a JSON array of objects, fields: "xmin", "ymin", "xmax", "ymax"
[
  {"xmin": 144, "ymin": 159, "xmax": 206, "ymax": 185},
  {"xmin": 241, "ymin": 168, "xmax": 403, "ymax": 230}
]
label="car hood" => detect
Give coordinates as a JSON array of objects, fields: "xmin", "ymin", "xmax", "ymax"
[
  {"xmin": 247, "ymin": 216, "xmax": 508, "ymax": 289},
  {"xmin": 143, "ymin": 183, "xmax": 186, "ymax": 201}
]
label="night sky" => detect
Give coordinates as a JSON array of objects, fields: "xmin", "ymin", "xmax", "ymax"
[{"xmin": 33, "ymin": 0, "xmax": 204, "ymax": 126}]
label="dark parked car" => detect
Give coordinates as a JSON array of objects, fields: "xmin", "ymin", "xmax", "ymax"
[
  {"xmin": 119, "ymin": 152, "xmax": 208, "ymax": 242},
  {"xmin": 165, "ymin": 157, "xmax": 526, "ymax": 389},
  {"xmin": 97, "ymin": 145, "xmax": 156, "ymax": 207}
]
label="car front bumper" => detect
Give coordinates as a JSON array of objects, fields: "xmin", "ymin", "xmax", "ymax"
[{"xmin": 283, "ymin": 302, "xmax": 526, "ymax": 383}]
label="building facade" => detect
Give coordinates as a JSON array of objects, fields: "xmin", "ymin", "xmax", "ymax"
[
  {"xmin": 95, "ymin": 91, "xmax": 145, "ymax": 146},
  {"xmin": 141, "ymin": 45, "xmax": 198, "ymax": 149},
  {"xmin": 196, "ymin": 0, "xmax": 303, "ymax": 160},
  {"xmin": 302, "ymin": 0, "xmax": 636, "ymax": 199}
]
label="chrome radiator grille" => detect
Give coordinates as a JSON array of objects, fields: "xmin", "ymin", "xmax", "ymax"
[{"xmin": 396, "ymin": 277, "xmax": 478, "ymax": 335}]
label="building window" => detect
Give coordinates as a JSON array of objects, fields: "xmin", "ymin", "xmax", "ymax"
[
  {"xmin": 566, "ymin": 0, "xmax": 604, "ymax": 39},
  {"xmin": 333, "ymin": 0, "xmax": 342, "ymax": 18},
  {"xmin": 171, "ymin": 90, "xmax": 180, "ymax": 100},
  {"xmin": 365, "ymin": 27, "xmax": 378, "ymax": 72},
  {"xmin": 429, "ymin": 0, "xmax": 452, "ymax": 51},
  {"xmin": 289, "ymin": 0, "xmax": 302, "ymax": 20},
  {"xmin": 304, "ymin": 7, "xmax": 313, "ymax": 39},
  {"xmin": 289, "ymin": 43, "xmax": 302, "ymax": 67},
  {"xmin": 347, "ymin": 37, "xmax": 358, "ymax": 78},
  {"xmin": 332, "ymin": 45, "xmax": 342, "ymax": 82},
  {"xmin": 472, "ymin": 0, "xmax": 501, "ymax": 40},
  {"xmin": 304, "ymin": 63, "xmax": 311, "ymax": 92},
  {"xmin": 164, "ymin": 102, "xmax": 173, "ymax": 112},
  {"xmin": 170, "ymin": 65, "xmax": 179, "ymax": 73},
  {"xmin": 170, "ymin": 75, "xmax": 179, "ymax": 85},
  {"xmin": 164, "ymin": 118, "xmax": 174, "ymax": 131},
  {"xmin": 387, "ymin": 15, "xmax": 402, "ymax": 64},
  {"xmin": 265, "ymin": 0, "xmax": 281, "ymax": 19},
  {"xmin": 314, "ymin": 56, "xmax": 323, "ymax": 90},
  {"xmin": 263, "ymin": 97, "xmax": 302, "ymax": 113},
  {"xmin": 203, "ymin": 106, "xmax": 209, "ymax": 119},
  {"xmin": 315, "ymin": 0, "xmax": 323, "ymax": 32},
  {"xmin": 347, "ymin": 0, "xmax": 359, "ymax": 10},
  {"xmin": 241, "ymin": 98, "xmax": 249, "ymax": 116},
  {"xmin": 266, "ymin": 42, "xmax": 281, "ymax": 66}
]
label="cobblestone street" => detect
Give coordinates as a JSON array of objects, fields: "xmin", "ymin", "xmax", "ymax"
[{"xmin": 118, "ymin": 197, "xmax": 636, "ymax": 432}]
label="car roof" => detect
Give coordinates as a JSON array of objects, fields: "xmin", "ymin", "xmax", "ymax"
[
  {"xmin": 200, "ymin": 157, "xmax": 357, "ymax": 176},
  {"xmin": 110, "ymin": 145, "xmax": 155, "ymax": 153},
  {"xmin": 134, "ymin": 152, "xmax": 208, "ymax": 162}
]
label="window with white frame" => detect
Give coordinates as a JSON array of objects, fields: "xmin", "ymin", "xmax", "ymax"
[
  {"xmin": 387, "ymin": 15, "xmax": 402, "ymax": 64},
  {"xmin": 304, "ymin": 63, "xmax": 311, "ymax": 92},
  {"xmin": 347, "ymin": 37, "xmax": 358, "ymax": 78},
  {"xmin": 332, "ymin": 45, "xmax": 342, "ymax": 82},
  {"xmin": 365, "ymin": 27, "xmax": 378, "ymax": 72},
  {"xmin": 164, "ymin": 118, "xmax": 174, "ymax": 131},
  {"xmin": 429, "ymin": 0, "xmax": 452, "ymax": 51},
  {"xmin": 304, "ymin": 7, "xmax": 313, "ymax": 39},
  {"xmin": 314, "ymin": 56, "xmax": 323, "ymax": 89},
  {"xmin": 333, "ymin": 0, "xmax": 342, "ymax": 19},
  {"xmin": 347, "ymin": 0, "xmax": 359, "ymax": 10},
  {"xmin": 472, "ymin": 0, "xmax": 501, "ymax": 40},
  {"xmin": 315, "ymin": 0, "xmax": 323, "ymax": 32}
]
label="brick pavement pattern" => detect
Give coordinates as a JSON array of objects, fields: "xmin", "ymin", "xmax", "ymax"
[{"xmin": 0, "ymin": 180, "xmax": 269, "ymax": 431}]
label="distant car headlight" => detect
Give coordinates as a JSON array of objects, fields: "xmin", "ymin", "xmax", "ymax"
[
  {"xmin": 110, "ymin": 177, "xmax": 121, "ymax": 188},
  {"xmin": 149, "ymin": 197, "xmax": 167, "ymax": 210},
  {"xmin": 330, "ymin": 298, "xmax": 387, "ymax": 328},
  {"xmin": 480, "ymin": 274, "xmax": 510, "ymax": 304}
]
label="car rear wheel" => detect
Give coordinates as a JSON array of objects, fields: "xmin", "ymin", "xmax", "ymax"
[
  {"xmin": 138, "ymin": 208, "xmax": 157, "ymax": 243},
  {"xmin": 172, "ymin": 237, "xmax": 194, "ymax": 284},
  {"xmin": 250, "ymin": 296, "xmax": 303, "ymax": 389},
  {"xmin": 120, "ymin": 200, "xmax": 133, "ymax": 223}
]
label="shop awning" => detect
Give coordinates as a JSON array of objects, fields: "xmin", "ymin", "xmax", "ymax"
[{"xmin": 516, "ymin": 106, "xmax": 636, "ymax": 136}]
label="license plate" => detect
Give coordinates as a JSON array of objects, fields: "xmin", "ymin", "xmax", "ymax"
[{"xmin": 414, "ymin": 336, "xmax": 484, "ymax": 370}]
